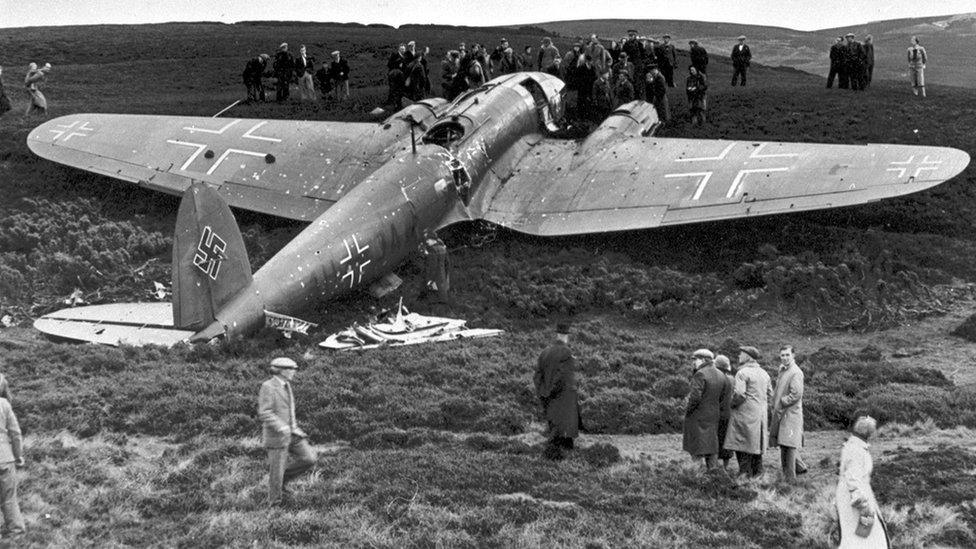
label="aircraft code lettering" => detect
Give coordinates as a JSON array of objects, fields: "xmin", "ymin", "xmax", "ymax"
[{"xmin": 193, "ymin": 226, "xmax": 226, "ymax": 280}]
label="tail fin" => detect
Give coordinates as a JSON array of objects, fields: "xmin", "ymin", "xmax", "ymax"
[{"xmin": 172, "ymin": 182, "xmax": 253, "ymax": 330}]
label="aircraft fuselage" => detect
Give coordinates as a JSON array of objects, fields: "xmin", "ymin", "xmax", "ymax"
[{"xmin": 195, "ymin": 73, "xmax": 566, "ymax": 340}]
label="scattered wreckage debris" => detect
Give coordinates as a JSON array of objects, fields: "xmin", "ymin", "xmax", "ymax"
[{"xmin": 320, "ymin": 302, "xmax": 502, "ymax": 351}]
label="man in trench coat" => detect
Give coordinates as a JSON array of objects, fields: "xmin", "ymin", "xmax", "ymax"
[
  {"xmin": 770, "ymin": 345, "xmax": 808, "ymax": 481},
  {"xmin": 534, "ymin": 322, "xmax": 581, "ymax": 460},
  {"xmin": 724, "ymin": 346, "xmax": 772, "ymax": 478},
  {"xmin": 683, "ymin": 349, "xmax": 731, "ymax": 470}
]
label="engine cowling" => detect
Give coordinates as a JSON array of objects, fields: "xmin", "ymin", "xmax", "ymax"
[{"xmin": 576, "ymin": 101, "xmax": 660, "ymax": 162}]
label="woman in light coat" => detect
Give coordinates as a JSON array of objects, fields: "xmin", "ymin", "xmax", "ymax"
[
  {"xmin": 835, "ymin": 416, "xmax": 890, "ymax": 548},
  {"xmin": 907, "ymin": 36, "xmax": 927, "ymax": 97},
  {"xmin": 24, "ymin": 62, "xmax": 51, "ymax": 118}
]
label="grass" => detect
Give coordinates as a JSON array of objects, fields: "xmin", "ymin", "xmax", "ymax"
[{"xmin": 3, "ymin": 20, "xmax": 976, "ymax": 547}]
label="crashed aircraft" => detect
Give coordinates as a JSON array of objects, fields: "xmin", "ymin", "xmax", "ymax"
[{"xmin": 27, "ymin": 72, "xmax": 970, "ymax": 345}]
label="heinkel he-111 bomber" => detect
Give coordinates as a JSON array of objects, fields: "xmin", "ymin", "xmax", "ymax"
[{"xmin": 28, "ymin": 72, "xmax": 970, "ymax": 345}]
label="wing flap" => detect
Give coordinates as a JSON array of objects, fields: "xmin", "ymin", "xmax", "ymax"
[{"xmin": 481, "ymin": 138, "xmax": 970, "ymax": 236}]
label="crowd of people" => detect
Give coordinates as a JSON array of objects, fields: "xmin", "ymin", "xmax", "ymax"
[
  {"xmin": 529, "ymin": 325, "xmax": 891, "ymax": 547},
  {"xmin": 242, "ymin": 42, "xmax": 351, "ymax": 104},
  {"xmin": 826, "ymin": 33, "xmax": 875, "ymax": 91}
]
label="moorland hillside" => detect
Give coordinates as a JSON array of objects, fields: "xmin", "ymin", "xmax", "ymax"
[
  {"xmin": 542, "ymin": 12, "xmax": 976, "ymax": 87},
  {"xmin": 0, "ymin": 20, "xmax": 975, "ymax": 547}
]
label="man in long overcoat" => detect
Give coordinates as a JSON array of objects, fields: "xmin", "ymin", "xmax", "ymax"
[
  {"xmin": 272, "ymin": 43, "xmax": 294, "ymax": 102},
  {"xmin": 724, "ymin": 346, "xmax": 772, "ymax": 478},
  {"xmin": 689, "ymin": 40, "xmax": 708, "ymax": 74},
  {"xmin": 863, "ymin": 35, "xmax": 875, "ymax": 88},
  {"xmin": 534, "ymin": 323, "xmax": 581, "ymax": 460},
  {"xmin": 683, "ymin": 349, "xmax": 731, "ymax": 470},
  {"xmin": 844, "ymin": 33, "xmax": 865, "ymax": 90},
  {"xmin": 714, "ymin": 354, "xmax": 735, "ymax": 470},
  {"xmin": 770, "ymin": 345, "xmax": 807, "ymax": 482}
]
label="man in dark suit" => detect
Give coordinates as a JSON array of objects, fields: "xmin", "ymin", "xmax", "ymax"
[
  {"xmin": 730, "ymin": 35, "xmax": 752, "ymax": 86},
  {"xmin": 258, "ymin": 357, "xmax": 316, "ymax": 506},
  {"xmin": 844, "ymin": 33, "xmax": 866, "ymax": 91},
  {"xmin": 241, "ymin": 53, "xmax": 270, "ymax": 103},
  {"xmin": 534, "ymin": 323, "xmax": 581, "ymax": 460},
  {"xmin": 683, "ymin": 349, "xmax": 732, "ymax": 470},
  {"xmin": 655, "ymin": 34, "xmax": 678, "ymax": 87},
  {"xmin": 863, "ymin": 35, "xmax": 875, "ymax": 87},
  {"xmin": 272, "ymin": 43, "xmax": 294, "ymax": 102},
  {"xmin": 827, "ymin": 37, "xmax": 845, "ymax": 88},
  {"xmin": 689, "ymin": 40, "xmax": 708, "ymax": 74}
]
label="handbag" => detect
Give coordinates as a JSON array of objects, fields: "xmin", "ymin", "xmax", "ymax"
[{"xmin": 855, "ymin": 513, "xmax": 874, "ymax": 537}]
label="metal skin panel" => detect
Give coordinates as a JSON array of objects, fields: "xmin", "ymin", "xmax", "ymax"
[{"xmin": 484, "ymin": 138, "xmax": 970, "ymax": 236}]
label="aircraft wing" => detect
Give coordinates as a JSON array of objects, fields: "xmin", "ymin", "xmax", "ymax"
[
  {"xmin": 478, "ymin": 138, "xmax": 970, "ymax": 236},
  {"xmin": 27, "ymin": 114, "xmax": 383, "ymax": 221}
]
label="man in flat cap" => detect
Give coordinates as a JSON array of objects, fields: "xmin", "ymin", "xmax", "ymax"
[
  {"xmin": 723, "ymin": 346, "xmax": 772, "ymax": 478},
  {"xmin": 714, "ymin": 354, "xmax": 735, "ymax": 471},
  {"xmin": 258, "ymin": 357, "xmax": 316, "ymax": 505},
  {"xmin": 328, "ymin": 50, "xmax": 351, "ymax": 100},
  {"xmin": 272, "ymin": 42, "xmax": 294, "ymax": 102},
  {"xmin": 683, "ymin": 349, "xmax": 731, "ymax": 470},
  {"xmin": 730, "ymin": 35, "xmax": 751, "ymax": 86},
  {"xmin": 654, "ymin": 34, "xmax": 678, "ymax": 87},
  {"xmin": 844, "ymin": 33, "xmax": 866, "ymax": 91},
  {"xmin": 534, "ymin": 322, "xmax": 582, "ymax": 460},
  {"xmin": 689, "ymin": 40, "xmax": 708, "ymax": 74}
]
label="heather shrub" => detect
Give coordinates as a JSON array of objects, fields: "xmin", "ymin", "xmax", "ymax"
[{"xmin": 855, "ymin": 384, "xmax": 954, "ymax": 427}]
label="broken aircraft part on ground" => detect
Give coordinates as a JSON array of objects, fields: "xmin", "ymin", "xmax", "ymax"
[
  {"xmin": 27, "ymin": 71, "xmax": 971, "ymax": 344},
  {"xmin": 320, "ymin": 304, "xmax": 502, "ymax": 351}
]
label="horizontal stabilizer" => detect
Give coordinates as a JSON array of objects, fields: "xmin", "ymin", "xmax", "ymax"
[{"xmin": 33, "ymin": 303, "xmax": 194, "ymax": 347}]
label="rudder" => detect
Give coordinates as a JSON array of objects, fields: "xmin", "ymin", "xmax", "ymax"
[{"xmin": 172, "ymin": 182, "xmax": 253, "ymax": 330}]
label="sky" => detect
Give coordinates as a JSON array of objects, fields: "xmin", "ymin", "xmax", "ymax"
[{"xmin": 4, "ymin": 0, "xmax": 976, "ymax": 30}]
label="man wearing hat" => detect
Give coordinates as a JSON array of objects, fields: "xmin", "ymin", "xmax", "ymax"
[
  {"xmin": 645, "ymin": 65, "xmax": 670, "ymax": 123},
  {"xmin": 654, "ymin": 34, "xmax": 678, "ymax": 87},
  {"xmin": 538, "ymin": 37, "xmax": 562, "ymax": 76},
  {"xmin": 327, "ymin": 50, "xmax": 350, "ymax": 99},
  {"xmin": 242, "ymin": 53, "xmax": 271, "ymax": 103},
  {"xmin": 533, "ymin": 322, "xmax": 582, "ymax": 460},
  {"xmin": 714, "ymin": 355, "xmax": 735, "ymax": 471},
  {"xmin": 730, "ymin": 35, "xmax": 751, "ymax": 86},
  {"xmin": 843, "ymin": 33, "xmax": 866, "ymax": 91},
  {"xmin": 272, "ymin": 42, "xmax": 294, "ymax": 102},
  {"xmin": 827, "ymin": 36, "xmax": 846, "ymax": 89},
  {"xmin": 689, "ymin": 40, "xmax": 708, "ymax": 75},
  {"xmin": 258, "ymin": 357, "xmax": 316, "ymax": 505},
  {"xmin": 682, "ymin": 349, "xmax": 731, "ymax": 470},
  {"xmin": 723, "ymin": 346, "xmax": 772, "ymax": 478}
]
